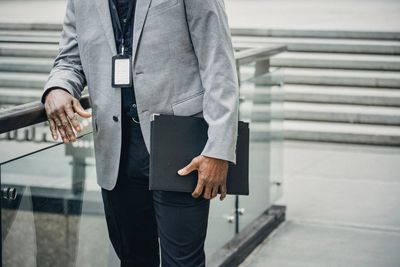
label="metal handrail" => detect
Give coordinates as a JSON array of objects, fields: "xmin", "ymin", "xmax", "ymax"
[{"xmin": 0, "ymin": 95, "xmax": 91, "ymax": 134}]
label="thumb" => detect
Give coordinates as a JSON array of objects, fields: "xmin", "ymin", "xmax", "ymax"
[
  {"xmin": 73, "ymin": 100, "xmax": 92, "ymax": 118},
  {"xmin": 178, "ymin": 159, "xmax": 198, "ymax": 176}
]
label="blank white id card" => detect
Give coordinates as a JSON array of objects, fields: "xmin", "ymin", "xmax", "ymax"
[{"xmin": 112, "ymin": 55, "xmax": 132, "ymax": 88}]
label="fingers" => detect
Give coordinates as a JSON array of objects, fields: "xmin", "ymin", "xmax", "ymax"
[
  {"xmin": 211, "ymin": 185, "xmax": 219, "ymax": 199},
  {"xmin": 45, "ymin": 101, "xmax": 58, "ymax": 141},
  {"xmin": 48, "ymin": 118, "xmax": 58, "ymax": 140},
  {"xmin": 53, "ymin": 115, "xmax": 68, "ymax": 143},
  {"xmin": 58, "ymin": 111, "xmax": 76, "ymax": 142},
  {"xmin": 192, "ymin": 177, "xmax": 205, "ymax": 198},
  {"xmin": 203, "ymin": 185, "xmax": 219, "ymax": 200},
  {"xmin": 203, "ymin": 184, "xmax": 212, "ymax": 200},
  {"xmin": 178, "ymin": 157, "xmax": 199, "ymax": 176},
  {"xmin": 73, "ymin": 99, "xmax": 92, "ymax": 118},
  {"xmin": 44, "ymin": 91, "xmax": 90, "ymax": 143},
  {"xmin": 219, "ymin": 184, "xmax": 227, "ymax": 201},
  {"xmin": 65, "ymin": 103, "xmax": 81, "ymax": 133}
]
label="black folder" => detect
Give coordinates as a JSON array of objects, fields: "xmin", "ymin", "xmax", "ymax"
[{"xmin": 149, "ymin": 114, "xmax": 249, "ymax": 195}]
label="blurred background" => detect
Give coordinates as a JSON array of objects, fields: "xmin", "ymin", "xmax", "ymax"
[{"xmin": 0, "ymin": 0, "xmax": 399, "ymax": 266}]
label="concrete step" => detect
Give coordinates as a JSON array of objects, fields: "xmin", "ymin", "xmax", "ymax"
[
  {"xmin": 283, "ymin": 85, "xmax": 400, "ymax": 107},
  {"xmin": 0, "ymin": 29, "xmax": 60, "ymax": 43},
  {"xmin": 232, "ymin": 36, "xmax": 400, "ymax": 55},
  {"xmin": 0, "ymin": 22, "xmax": 62, "ymax": 32},
  {"xmin": 0, "ymin": 35, "xmax": 59, "ymax": 44},
  {"xmin": 249, "ymin": 121, "xmax": 400, "ymax": 145},
  {"xmin": 0, "ymin": 57, "xmax": 53, "ymax": 73},
  {"xmin": 240, "ymin": 84, "xmax": 400, "ymax": 107},
  {"xmin": 240, "ymin": 86, "xmax": 284, "ymax": 104},
  {"xmin": 0, "ymin": 72, "xmax": 47, "ymax": 89},
  {"xmin": 6, "ymin": 24, "xmax": 396, "ymax": 40},
  {"xmin": 282, "ymin": 120, "xmax": 400, "ymax": 145},
  {"xmin": 231, "ymin": 28, "xmax": 400, "ymax": 41},
  {"xmin": 282, "ymin": 68, "xmax": 400, "ymax": 88},
  {"xmin": 0, "ymin": 30, "xmax": 60, "ymax": 38},
  {"xmin": 283, "ymin": 102, "xmax": 400, "ymax": 125},
  {"xmin": 271, "ymin": 52, "xmax": 400, "ymax": 71},
  {"xmin": 0, "ymin": 43, "xmax": 57, "ymax": 57},
  {"xmin": 0, "ymin": 87, "xmax": 42, "ymax": 105},
  {"xmin": 240, "ymin": 101, "xmax": 400, "ymax": 125}
]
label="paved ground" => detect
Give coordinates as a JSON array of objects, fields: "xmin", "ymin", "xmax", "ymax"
[
  {"xmin": 0, "ymin": 0, "xmax": 399, "ymax": 31},
  {"xmin": 241, "ymin": 140, "xmax": 400, "ymax": 267}
]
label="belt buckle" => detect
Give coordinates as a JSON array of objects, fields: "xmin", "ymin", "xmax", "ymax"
[{"xmin": 131, "ymin": 117, "xmax": 140, "ymax": 124}]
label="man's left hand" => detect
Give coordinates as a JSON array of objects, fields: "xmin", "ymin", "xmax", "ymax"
[{"xmin": 178, "ymin": 155, "xmax": 228, "ymax": 201}]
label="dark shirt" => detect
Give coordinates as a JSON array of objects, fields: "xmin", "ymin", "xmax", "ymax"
[{"xmin": 110, "ymin": 0, "xmax": 150, "ymax": 178}]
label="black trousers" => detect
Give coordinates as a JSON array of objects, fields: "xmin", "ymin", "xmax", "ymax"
[{"xmin": 101, "ymin": 115, "xmax": 210, "ymax": 267}]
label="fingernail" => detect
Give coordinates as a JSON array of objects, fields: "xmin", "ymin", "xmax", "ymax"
[{"xmin": 177, "ymin": 169, "xmax": 183, "ymax": 175}]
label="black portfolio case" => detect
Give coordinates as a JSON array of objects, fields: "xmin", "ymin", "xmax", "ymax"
[{"xmin": 149, "ymin": 114, "xmax": 249, "ymax": 195}]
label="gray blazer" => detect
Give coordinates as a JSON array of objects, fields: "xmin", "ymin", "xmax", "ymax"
[{"xmin": 43, "ymin": 0, "xmax": 239, "ymax": 190}]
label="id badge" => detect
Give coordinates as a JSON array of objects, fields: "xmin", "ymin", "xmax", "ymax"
[{"xmin": 112, "ymin": 54, "xmax": 132, "ymax": 88}]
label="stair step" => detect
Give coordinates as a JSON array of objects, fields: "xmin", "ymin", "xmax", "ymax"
[
  {"xmin": 0, "ymin": 29, "xmax": 60, "ymax": 43},
  {"xmin": 283, "ymin": 102, "xmax": 400, "ymax": 125},
  {"xmin": 0, "ymin": 22, "xmax": 62, "ymax": 32},
  {"xmin": 271, "ymin": 52, "xmax": 400, "ymax": 71},
  {"xmin": 0, "ymin": 30, "xmax": 60, "ymax": 38},
  {"xmin": 240, "ymin": 85, "xmax": 283, "ymax": 103},
  {"xmin": 240, "ymin": 84, "xmax": 400, "ymax": 107},
  {"xmin": 240, "ymin": 101, "xmax": 400, "ymax": 125},
  {"xmin": 281, "ymin": 120, "xmax": 400, "ymax": 145},
  {"xmin": 8, "ymin": 24, "xmax": 397, "ymax": 41},
  {"xmin": 0, "ymin": 57, "xmax": 53, "ymax": 73},
  {"xmin": 282, "ymin": 68, "xmax": 400, "ymax": 88},
  {"xmin": 232, "ymin": 36, "xmax": 400, "ymax": 55},
  {"xmin": 283, "ymin": 85, "xmax": 400, "ymax": 107},
  {"xmin": 0, "ymin": 72, "xmax": 48, "ymax": 89},
  {"xmin": 0, "ymin": 35, "xmax": 59, "ymax": 44},
  {"xmin": 249, "ymin": 121, "xmax": 400, "ymax": 145},
  {"xmin": 231, "ymin": 28, "xmax": 400, "ymax": 41},
  {"xmin": 0, "ymin": 87, "xmax": 42, "ymax": 104},
  {"xmin": 0, "ymin": 43, "xmax": 57, "ymax": 57}
]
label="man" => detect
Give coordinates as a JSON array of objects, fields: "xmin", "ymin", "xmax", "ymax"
[{"xmin": 42, "ymin": 0, "xmax": 239, "ymax": 266}]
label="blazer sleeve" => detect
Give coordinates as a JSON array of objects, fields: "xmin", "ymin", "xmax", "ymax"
[
  {"xmin": 183, "ymin": 0, "xmax": 239, "ymax": 164},
  {"xmin": 41, "ymin": 0, "xmax": 86, "ymax": 104}
]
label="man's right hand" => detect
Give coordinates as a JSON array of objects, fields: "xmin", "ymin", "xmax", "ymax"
[{"xmin": 44, "ymin": 89, "xmax": 91, "ymax": 144}]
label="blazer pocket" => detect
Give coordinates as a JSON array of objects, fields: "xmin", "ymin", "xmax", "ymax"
[
  {"xmin": 172, "ymin": 91, "xmax": 204, "ymax": 116},
  {"xmin": 148, "ymin": 0, "xmax": 179, "ymax": 17}
]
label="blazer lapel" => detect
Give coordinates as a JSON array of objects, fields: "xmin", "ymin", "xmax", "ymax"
[
  {"xmin": 95, "ymin": 0, "xmax": 117, "ymax": 55},
  {"xmin": 132, "ymin": 0, "xmax": 152, "ymax": 62}
]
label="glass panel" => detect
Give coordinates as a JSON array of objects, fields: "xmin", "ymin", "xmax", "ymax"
[
  {"xmin": 237, "ymin": 66, "xmax": 285, "ymax": 231},
  {"xmin": 0, "ymin": 108, "xmax": 93, "ymax": 164},
  {"xmin": 1, "ymin": 132, "xmax": 119, "ymax": 267},
  {"xmin": 205, "ymin": 196, "xmax": 236, "ymax": 255},
  {"xmin": 0, "ymin": 121, "xmax": 56, "ymax": 164},
  {"xmin": 0, "ymin": 123, "xmax": 239, "ymax": 265},
  {"xmin": 269, "ymin": 70, "xmax": 285, "ymax": 204}
]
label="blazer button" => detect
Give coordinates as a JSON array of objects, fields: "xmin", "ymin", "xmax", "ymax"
[{"xmin": 112, "ymin": 115, "xmax": 118, "ymax": 122}]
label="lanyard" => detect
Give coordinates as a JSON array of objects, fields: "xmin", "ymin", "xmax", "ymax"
[{"xmin": 109, "ymin": 0, "xmax": 136, "ymax": 55}]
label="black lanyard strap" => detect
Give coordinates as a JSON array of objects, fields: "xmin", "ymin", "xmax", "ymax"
[{"xmin": 109, "ymin": 0, "xmax": 136, "ymax": 54}]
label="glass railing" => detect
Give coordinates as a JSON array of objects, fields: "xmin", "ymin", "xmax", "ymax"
[
  {"xmin": 1, "ymin": 131, "xmax": 120, "ymax": 267},
  {"xmin": 235, "ymin": 66, "xmax": 284, "ymax": 232},
  {"xmin": 0, "ymin": 45, "xmax": 286, "ymax": 266}
]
